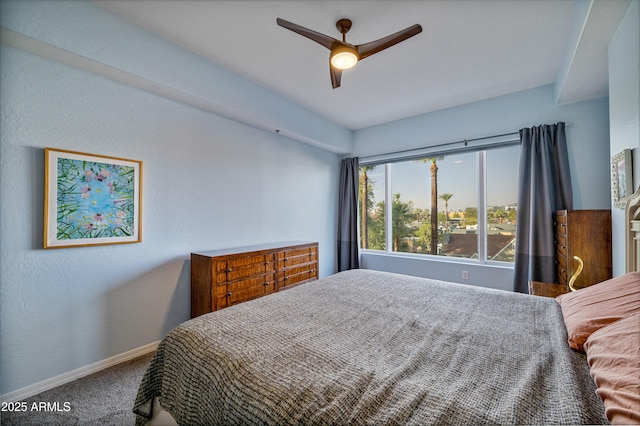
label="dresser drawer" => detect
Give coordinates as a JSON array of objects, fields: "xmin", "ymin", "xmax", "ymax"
[
  {"xmin": 557, "ymin": 264, "xmax": 568, "ymax": 285},
  {"xmin": 278, "ymin": 247, "xmax": 317, "ymax": 268},
  {"xmin": 556, "ymin": 247, "xmax": 568, "ymax": 285},
  {"xmin": 216, "ymin": 273, "xmax": 276, "ymax": 309},
  {"xmin": 555, "ymin": 233, "xmax": 567, "ymax": 257},
  {"xmin": 556, "ymin": 250, "xmax": 567, "ymax": 269},
  {"xmin": 216, "ymin": 254, "xmax": 275, "ymax": 283},
  {"xmin": 279, "ymin": 264, "xmax": 318, "ymax": 288}
]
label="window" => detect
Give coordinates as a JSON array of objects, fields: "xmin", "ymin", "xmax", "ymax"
[
  {"xmin": 359, "ymin": 145, "xmax": 519, "ymax": 264},
  {"xmin": 359, "ymin": 165, "xmax": 386, "ymax": 251},
  {"xmin": 485, "ymin": 145, "xmax": 519, "ymax": 262}
]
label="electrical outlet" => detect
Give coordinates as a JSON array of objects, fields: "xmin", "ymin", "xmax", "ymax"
[{"xmin": 462, "ymin": 270, "xmax": 469, "ymax": 280}]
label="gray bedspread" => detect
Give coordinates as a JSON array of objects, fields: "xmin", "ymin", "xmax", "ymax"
[{"xmin": 134, "ymin": 269, "xmax": 607, "ymax": 425}]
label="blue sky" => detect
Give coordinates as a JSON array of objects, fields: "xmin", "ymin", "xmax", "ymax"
[{"xmin": 365, "ymin": 145, "xmax": 519, "ymax": 212}]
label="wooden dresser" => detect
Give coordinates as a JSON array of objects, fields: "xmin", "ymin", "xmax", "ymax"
[
  {"xmin": 528, "ymin": 281, "xmax": 569, "ymax": 298},
  {"xmin": 191, "ymin": 241, "xmax": 318, "ymax": 318},
  {"xmin": 555, "ymin": 210, "xmax": 612, "ymax": 290}
]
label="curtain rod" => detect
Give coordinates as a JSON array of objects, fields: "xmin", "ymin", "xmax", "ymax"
[{"xmin": 358, "ymin": 122, "xmax": 573, "ymax": 165}]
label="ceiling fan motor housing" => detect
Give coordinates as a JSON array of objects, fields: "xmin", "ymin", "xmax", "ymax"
[{"xmin": 276, "ymin": 17, "xmax": 422, "ymax": 88}]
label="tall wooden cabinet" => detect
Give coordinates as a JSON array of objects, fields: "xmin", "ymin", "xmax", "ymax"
[
  {"xmin": 191, "ymin": 241, "xmax": 318, "ymax": 318},
  {"xmin": 555, "ymin": 210, "xmax": 612, "ymax": 289}
]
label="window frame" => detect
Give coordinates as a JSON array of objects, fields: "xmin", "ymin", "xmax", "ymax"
[{"xmin": 359, "ymin": 145, "xmax": 517, "ymax": 268}]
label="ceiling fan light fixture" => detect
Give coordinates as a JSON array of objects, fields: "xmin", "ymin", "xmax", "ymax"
[
  {"xmin": 277, "ymin": 17, "xmax": 422, "ymax": 88},
  {"xmin": 330, "ymin": 47, "xmax": 359, "ymax": 70}
]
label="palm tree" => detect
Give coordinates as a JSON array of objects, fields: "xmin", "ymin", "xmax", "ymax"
[
  {"xmin": 369, "ymin": 200, "xmax": 386, "ymax": 250},
  {"xmin": 391, "ymin": 193, "xmax": 413, "ymax": 251},
  {"xmin": 359, "ymin": 166, "xmax": 376, "ymax": 249},
  {"xmin": 416, "ymin": 157, "xmax": 443, "ymax": 255},
  {"xmin": 439, "ymin": 192, "xmax": 454, "ymax": 232},
  {"xmin": 492, "ymin": 208, "xmax": 507, "ymax": 225}
]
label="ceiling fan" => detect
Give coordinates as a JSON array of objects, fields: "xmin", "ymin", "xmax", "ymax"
[{"xmin": 276, "ymin": 17, "xmax": 422, "ymax": 89}]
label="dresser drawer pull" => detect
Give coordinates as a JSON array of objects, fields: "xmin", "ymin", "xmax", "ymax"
[
  {"xmin": 226, "ymin": 292, "xmax": 232, "ymax": 297},
  {"xmin": 226, "ymin": 268, "xmax": 233, "ymax": 273},
  {"xmin": 284, "ymin": 276, "xmax": 289, "ymax": 280}
]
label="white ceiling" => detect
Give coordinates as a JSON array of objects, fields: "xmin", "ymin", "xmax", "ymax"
[{"xmin": 95, "ymin": 0, "xmax": 630, "ymax": 130}]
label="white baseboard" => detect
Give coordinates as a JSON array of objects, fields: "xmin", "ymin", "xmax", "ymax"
[{"xmin": 1, "ymin": 340, "xmax": 160, "ymax": 403}]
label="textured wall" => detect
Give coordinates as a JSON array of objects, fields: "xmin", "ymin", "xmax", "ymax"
[{"xmin": 0, "ymin": 4, "xmax": 340, "ymax": 396}]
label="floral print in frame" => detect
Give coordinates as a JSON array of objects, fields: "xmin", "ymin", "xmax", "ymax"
[{"xmin": 44, "ymin": 148, "xmax": 142, "ymax": 248}]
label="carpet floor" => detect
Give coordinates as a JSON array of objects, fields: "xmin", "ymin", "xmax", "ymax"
[{"xmin": 1, "ymin": 352, "xmax": 153, "ymax": 425}]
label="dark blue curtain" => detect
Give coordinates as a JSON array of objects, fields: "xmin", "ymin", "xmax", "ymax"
[
  {"xmin": 513, "ymin": 123, "xmax": 573, "ymax": 293},
  {"xmin": 337, "ymin": 157, "xmax": 360, "ymax": 271}
]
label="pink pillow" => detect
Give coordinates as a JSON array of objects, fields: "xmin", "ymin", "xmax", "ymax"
[
  {"xmin": 584, "ymin": 314, "xmax": 640, "ymax": 425},
  {"xmin": 556, "ymin": 272, "xmax": 640, "ymax": 352}
]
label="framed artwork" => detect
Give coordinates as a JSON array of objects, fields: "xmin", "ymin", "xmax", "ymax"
[
  {"xmin": 44, "ymin": 148, "xmax": 142, "ymax": 248},
  {"xmin": 611, "ymin": 149, "xmax": 633, "ymax": 209}
]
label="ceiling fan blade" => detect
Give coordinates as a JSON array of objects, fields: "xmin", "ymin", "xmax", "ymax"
[
  {"xmin": 330, "ymin": 63, "xmax": 342, "ymax": 89},
  {"xmin": 277, "ymin": 18, "xmax": 338, "ymax": 50},
  {"xmin": 356, "ymin": 24, "xmax": 422, "ymax": 60}
]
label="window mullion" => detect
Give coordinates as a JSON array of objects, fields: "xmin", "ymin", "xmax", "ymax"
[
  {"xmin": 385, "ymin": 163, "xmax": 392, "ymax": 254},
  {"xmin": 477, "ymin": 151, "xmax": 487, "ymax": 262}
]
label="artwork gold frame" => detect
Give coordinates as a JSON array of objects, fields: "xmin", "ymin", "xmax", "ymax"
[
  {"xmin": 44, "ymin": 148, "xmax": 142, "ymax": 248},
  {"xmin": 612, "ymin": 149, "xmax": 633, "ymax": 209}
]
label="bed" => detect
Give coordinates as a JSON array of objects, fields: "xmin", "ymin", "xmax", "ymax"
[{"xmin": 133, "ymin": 266, "xmax": 633, "ymax": 425}]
